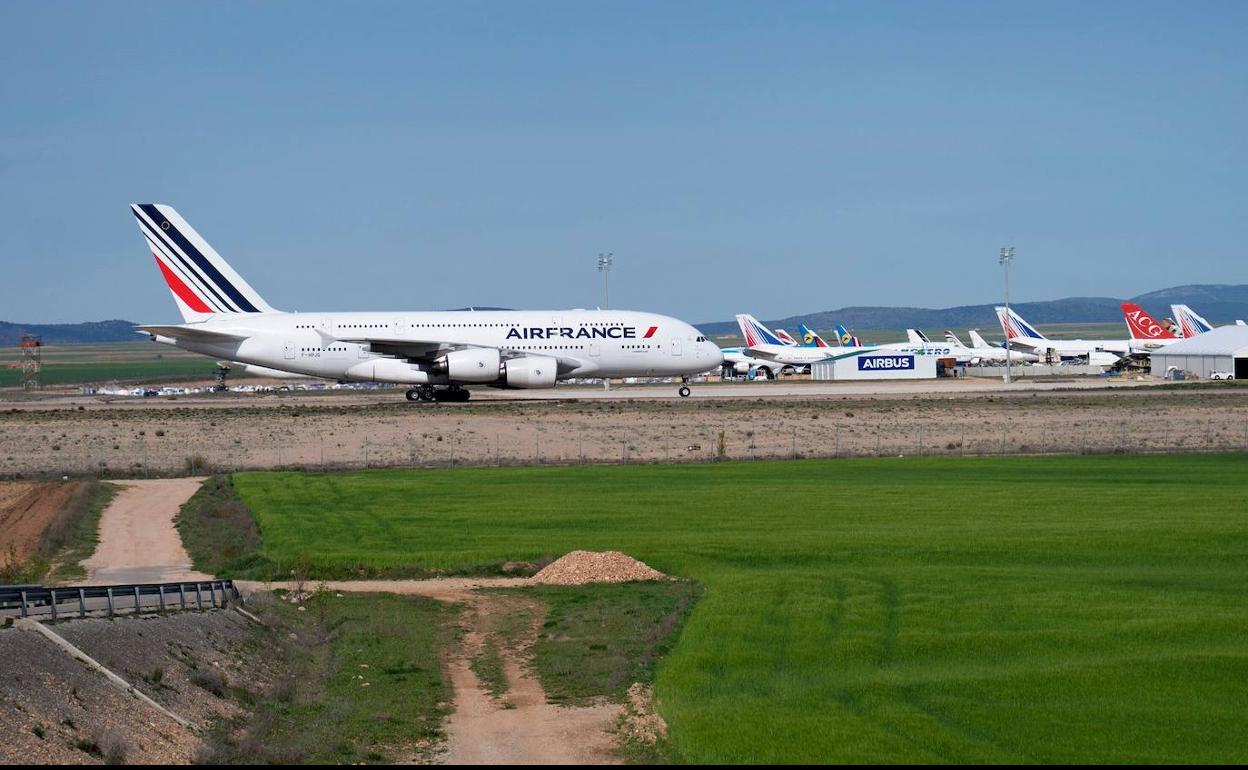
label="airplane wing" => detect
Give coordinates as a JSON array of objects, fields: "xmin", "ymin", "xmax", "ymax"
[
  {"xmin": 136, "ymin": 325, "xmax": 248, "ymax": 342},
  {"xmin": 743, "ymin": 347, "xmax": 782, "ymax": 362},
  {"xmin": 334, "ymin": 332, "xmax": 587, "ymax": 374}
]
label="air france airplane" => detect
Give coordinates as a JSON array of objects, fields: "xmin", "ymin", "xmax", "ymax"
[
  {"xmin": 131, "ymin": 204, "xmax": 721, "ymax": 401},
  {"xmin": 1170, "ymin": 304, "xmax": 1247, "ymax": 336},
  {"xmin": 995, "ymin": 306, "xmax": 1127, "ymax": 364}
]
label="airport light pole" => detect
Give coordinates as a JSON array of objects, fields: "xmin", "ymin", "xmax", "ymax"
[
  {"xmin": 598, "ymin": 252, "xmax": 614, "ymax": 391},
  {"xmin": 999, "ymin": 247, "xmax": 1015, "ymax": 384},
  {"xmin": 597, "ymin": 252, "xmax": 613, "ymax": 310}
]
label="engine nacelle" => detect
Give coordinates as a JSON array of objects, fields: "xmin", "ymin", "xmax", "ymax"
[
  {"xmin": 502, "ymin": 356, "xmax": 558, "ymax": 388},
  {"xmin": 733, "ymin": 361, "xmax": 750, "ymax": 374},
  {"xmin": 434, "ymin": 348, "xmax": 503, "ymax": 383}
]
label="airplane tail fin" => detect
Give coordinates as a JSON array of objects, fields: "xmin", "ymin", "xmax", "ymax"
[
  {"xmin": 1170, "ymin": 304, "xmax": 1214, "ymax": 338},
  {"xmin": 996, "ymin": 306, "xmax": 1046, "ymax": 341},
  {"xmin": 798, "ymin": 323, "xmax": 830, "ymax": 348},
  {"xmin": 834, "ymin": 324, "xmax": 862, "ymax": 347},
  {"xmin": 944, "ymin": 330, "xmax": 966, "ymax": 347},
  {"xmin": 968, "ymin": 329, "xmax": 993, "ymax": 349},
  {"xmin": 736, "ymin": 314, "xmax": 785, "ymax": 348},
  {"xmin": 1122, "ymin": 302, "xmax": 1178, "ymax": 341},
  {"xmin": 774, "ymin": 328, "xmax": 798, "ymax": 346},
  {"xmin": 905, "ymin": 329, "xmax": 931, "ymax": 345},
  {"xmin": 131, "ymin": 203, "xmax": 278, "ymax": 323}
]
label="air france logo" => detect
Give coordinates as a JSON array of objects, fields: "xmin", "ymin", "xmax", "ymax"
[
  {"xmin": 507, "ymin": 325, "xmax": 657, "ymax": 340},
  {"xmin": 858, "ymin": 355, "xmax": 915, "ymax": 371}
]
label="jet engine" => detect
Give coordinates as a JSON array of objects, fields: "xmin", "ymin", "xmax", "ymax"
[
  {"xmin": 432, "ymin": 348, "xmax": 502, "ymax": 383},
  {"xmin": 502, "ymin": 356, "xmax": 558, "ymax": 388}
]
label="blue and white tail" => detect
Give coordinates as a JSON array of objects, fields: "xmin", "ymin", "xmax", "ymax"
[
  {"xmin": 835, "ymin": 323, "xmax": 861, "ymax": 347},
  {"xmin": 736, "ymin": 314, "xmax": 786, "ymax": 348},
  {"xmin": 798, "ymin": 323, "xmax": 831, "ymax": 348},
  {"xmin": 131, "ymin": 204, "xmax": 278, "ymax": 323},
  {"xmin": 906, "ymin": 329, "xmax": 931, "ymax": 345},
  {"xmin": 995, "ymin": 306, "xmax": 1046, "ymax": 341},
  {"xmin": 1170, "ymin": 304, "xmax": 1213, "ymax": 338}
]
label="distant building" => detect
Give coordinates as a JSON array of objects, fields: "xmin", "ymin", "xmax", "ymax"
[{"xmin": 1150, "ymin": 325, "xmax": 1248, "ymax": 379}]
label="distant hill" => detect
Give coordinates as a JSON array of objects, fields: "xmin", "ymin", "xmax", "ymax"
[
  {"xmin": 5, "ymin": 284, "xmax": 1247, "ymax": 344},
  {"xmin": 0, "ymin": 320, "xmax": 140, "ymax": 346},
  {"xmin": 696, "ymin": 284, "xmax": 1248, "ymax": 336}
]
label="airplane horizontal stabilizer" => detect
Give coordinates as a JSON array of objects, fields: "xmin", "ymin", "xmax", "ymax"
[{"xmin": 136, "ymin": 324, "xmax": 248, "ymax": 342}]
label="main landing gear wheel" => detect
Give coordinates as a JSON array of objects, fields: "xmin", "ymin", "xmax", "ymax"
[
  {"xmin": 405, "ymin": 386, "xmax": 438, "ymax": 402},
  {"xmin": 433, "ymin": 387, "xmax": 471, "ymax": 403},
  {"xmin": 678, "ymin": 385, "xmax": 691, "ymax": 398}
]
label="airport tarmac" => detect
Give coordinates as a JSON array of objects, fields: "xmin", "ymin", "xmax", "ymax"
[{"xmin": 0, "ymin": 374, "xmax": 1161, "ymax": 412}]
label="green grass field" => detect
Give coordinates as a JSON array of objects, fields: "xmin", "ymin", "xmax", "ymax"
[
  {"xmin": 0, "ymin": 342, "xmax": 235, "ymax": 387},
  {"xmin": 231, "ymin": 455, "xmax": 1248, "ymax": 763}
]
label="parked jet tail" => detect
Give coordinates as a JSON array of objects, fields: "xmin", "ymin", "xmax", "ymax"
[
  {"xmin": 774, "ymin": 328, "xmax": 798, "ymax": 346},
  {"xmin": 944, "ymin": 330, "xmax": 967, "ymax": 347},
  {"xmin": 798, "ymin": 323, "xmax": 831, "ymax": 348},
  {"xmin": 1122, "ymin": 302, "xmax": 1178, "ymax": 341},
  {"xmin": 906, "ymin": 329, "xmax": 931, "ymax": 345},
  {"xmin": 1170, "ymin": 304, "xmax": 1214, "ymax": 338},
  {"xmin": 967, "ymin": 329, "xmax": 997, "ymax": 349},
  {"xmin": 995, "ymin": 307, "xmax": 1047, "ymax": 341},
  {"xmin": 835, "ymin": 324, "xmax": 861, "ymax": 347},
  {"xmin": 131, "ymin": 204, "xmax": 278, "ymax": 323},
  {"xmin": 736, "ymin": 314, "xmax": 787, "ymax": 348}
]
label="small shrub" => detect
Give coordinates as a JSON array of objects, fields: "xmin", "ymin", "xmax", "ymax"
[
  {"xmin": 191, "ymin": 667, "xmax": 229, "ymax": 697},
  {"xmin": 96, "ymin": 730, "xmax": 130, "ymax": 765},
  {"xmin": 184, "ymin": 454, "xmax": 208, "ymax": 474},
  {"xmin": 31, "ymin": 724, "xmax": 45, "ymax": 740}
]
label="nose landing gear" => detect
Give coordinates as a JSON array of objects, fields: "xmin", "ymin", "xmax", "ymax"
[{"xmin": 678, "ymin": 377, "xmax": 691, "ymax": 398}]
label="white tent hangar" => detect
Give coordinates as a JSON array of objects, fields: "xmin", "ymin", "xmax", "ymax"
[{"xmin": 1150, "ymin": 325, "xmax": 1248, "ymax": 379}]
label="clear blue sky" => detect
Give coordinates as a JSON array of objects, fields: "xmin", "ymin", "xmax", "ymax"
[{"xmin": 1, "ymin": 1, "xmax": 1245, "ymax": 324}]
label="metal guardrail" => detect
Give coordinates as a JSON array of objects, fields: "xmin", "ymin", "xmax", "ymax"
[{"xmin": 0, "ymin": 580, "xmax": 239, "ymax": 620}]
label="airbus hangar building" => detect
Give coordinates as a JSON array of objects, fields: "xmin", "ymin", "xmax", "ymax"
[{"xmin": 1150, "ymin": 325, "xmax": 1248, "ymax": 379}]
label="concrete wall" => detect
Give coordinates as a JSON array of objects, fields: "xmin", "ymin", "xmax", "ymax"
[{"xmin": 965, "ymin": 364, "xmax": 1107, "ymax": 378}]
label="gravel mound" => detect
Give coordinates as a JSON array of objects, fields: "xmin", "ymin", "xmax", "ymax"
[{"xmin": 531, "ymin": 551, "xmax": 667, "ymax": 585}]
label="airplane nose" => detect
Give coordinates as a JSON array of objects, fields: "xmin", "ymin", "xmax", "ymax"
[{"xmin": 706, "ymin": 342, "xmax": 724, "ymax": 366}]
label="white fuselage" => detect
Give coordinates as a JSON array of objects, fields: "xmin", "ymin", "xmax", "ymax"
[
  {"xmin": 156, "ymin": 309, "xmax": 722, "ymax": 386},
  {"xmin": 1005, "ymin": 336, "xmax": 1130, "ymax": 360},
  {"xmin": 744, "ymin": 343, "xmax": 865, "ymax": 366},
  {"xmin": 720, "ymin": 347, "xmax": 798, "ymax": 375}
]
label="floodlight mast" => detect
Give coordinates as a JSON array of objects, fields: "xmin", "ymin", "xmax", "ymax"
[
  {"xmin": 597, "ymin": 252, "xmax": 613, "ymax": 310},
  {"xmin": 597, "ymin": 252, "xmax": 614, "ymax": 390},
  {"xmin": 999, "ymin": 247, "xmax": 1015, "ymax": 384}
]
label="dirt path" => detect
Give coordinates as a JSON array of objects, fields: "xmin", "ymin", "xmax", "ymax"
[
  {"xmin": 239, "ymin": 578, "xmax": 624, "ymax": 764},
  {"xmin": 441, "ymin": 591, "xmax": 622, "ymax": 765},
  {"xmin": 82, "ymin": 478, "xmax": 214, "ymax": 584}
]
